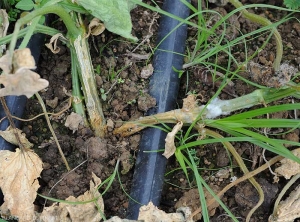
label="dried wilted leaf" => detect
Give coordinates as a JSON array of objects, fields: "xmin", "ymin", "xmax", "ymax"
[
  {"xmin": 182, "ymin": 94, "xmax": 198, "ymax": 112},
  {"xmin": 138, "ymin": 202, "xmax": 194, "ymax": 222},
  {"xmin": 0, "ymin": 9, "xmax": 9, "ymax": 56},
  {"xmin": 0, "ymin": 49, "xmax": 49, "ymax": 97},
  {"xmin": 40, "ymin": 173, "xmax": 104, "ymax": 222},
  {"xmin": 12, "ymin": 48, "xmax": 35, "ymax": 71},
  {"xmin": 0, "ymin": 148, "xmax": 43, "ymax": 222},
  {"xmin": 163, "ymin": 121, "xmax": 183, "ymax": 159},
  {"xmin": 0, "ymin": 51, "xmax": 11, "ymax": 73},
  {"xmin": 0, "ymin": 126, "xmax": 33, "ymax": 148},
  {"xmin": 87, "ymin": 18, "xmax": 105, "ymax": 37},
  {"xmin": 45, "ymin": 33, "xmax": 67, "ymax": 54},
  {"xmin": 269, "ymin": 184, "xmax": 300, "ymax": 222},
  {"xmin": 275, "ymin": 148, "xmax": 300, "ymax": 179},
  {"xmin": 0, "ymin": 69, "xmax": 49, "ymax": 98},
  {"xmin": 0, "ymin": 10, "xmax": 9, "ymax": 38},
  {"xmin": 65, "ymin": 112, "xmax": 84, "ymax": 133}
]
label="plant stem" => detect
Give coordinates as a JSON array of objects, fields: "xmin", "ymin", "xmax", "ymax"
[
  {"xmin": 9, "ymin": 5, "xmax": 80, "ymax": 55},
  {"xmin": 0, "ymin": 24, "xmax": 62, "ymax": 46},
  {"xmin": 114, "ymin": 86, "xmax": 300, "ymax": 136},
  {"xmin": 36, "ymin": 93, "xmax": 70, "ymax": 171},
  {"xmin": 229, "ymin": 0, "xmax": 283, "ymax": 71},
  {"xmin": 5, "ymin": 5, "xmax": 107, "ymax": 137},
  {"xmin": 72, "ymin": 35, "xmax": 106, "ymax": 137},
  {"xmin": 70, "ymin": 46, "xmax": 88, "ymax": 125},
  {"xmin": 18, "ymin": 16, "xmax": 41, "ymax": 49}
]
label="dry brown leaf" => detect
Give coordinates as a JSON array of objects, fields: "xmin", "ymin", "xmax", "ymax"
[
  {"xmin": 0, "ymin": 49, "xmax": 49, "ymax": 97},
  {"xmin": 46, "ymin": 97, "xmax": 59, "ymax": 109},
  {"xmin": 39, "ymin": 172, "xmax": 104, "ymax": 222},
  {"xmin": 45, "ymin": 33, "xmax": 67, "ymax": 54},
  {"xmin": 182, "ymin": 94, "xmax": 198, "ymax": 112},
  {"xmin": 269, "ymin": 184, "xmax": 300, "ymax": 222},
  {"xmin": 0, "ymin": 148, "xmax": 43, "ymax": 222},
  {"xmin": 0, "ymin": 69, "xmax": 49, "ymax": 98},
  {"xmin": 275, "ymin": 148, "xmax": 300, "ymax": 179},
  {"xmin": 12, "ymin": 48, "xmax": 35, "ymax": 71},
  {"xmin": 87, "ymin": 18, "xmax": 105, "ymax": 37},
  {"xmin": 0, "ymin": 9, "xmax": 9, "ymax": 56},
  {"xmin": 0, "ymin": 10, "xmax": 9, "ymax": 38},
  {"xmin": 0, "ymin": 126, "xmax": 33, "ymax": 148},
  {"xmin": 138, "ymin": 202, "xmax": 193, "ymax": 222},
  {"xmin": 65, "ymin": 112, "xmax": 84, "ymax": 133},
  {"xmin": 0, "ymin": 51, "xmax": 11, "ymax": 73},
  {"xmin": 163, "ymin": 121, "xmax": 183, "ymax": 159}
]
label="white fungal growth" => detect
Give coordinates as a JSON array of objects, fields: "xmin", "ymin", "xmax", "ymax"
[{"xmin": 204, "ymin": 98, "xmax": 231, "ymax": 119}]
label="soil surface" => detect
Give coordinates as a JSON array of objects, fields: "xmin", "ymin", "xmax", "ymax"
[{"xmin": 13, "ymin": 0, "xmax": 300, "ymax": 221}]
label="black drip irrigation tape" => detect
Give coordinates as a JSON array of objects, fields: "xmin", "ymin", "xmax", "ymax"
[
  {"xmin": 126, "ymin": 0, "xmax": 190, "ymax": 219},
  {"xmin": 0, "ymin": 33, "xmax": 45, "ymax": 151}
]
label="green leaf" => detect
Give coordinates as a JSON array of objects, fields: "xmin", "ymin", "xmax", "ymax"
[
  {"xmin": 15, "ymin": 0, "xmax": 35, "ymax": 10},
  {"xmin": 284, "ymin": 0, "xmax": 300, "ymax": 9},
  {"xmin": 76, "ymin": 0, "xmax": 139, "ymax": 41}
]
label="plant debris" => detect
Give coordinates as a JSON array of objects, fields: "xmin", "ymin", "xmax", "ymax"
[
  {"xmin": 39, "ymin": 173, "xmax": 104, "ymax": 222},
  {"xmin": 0, "ymin": 48, "xmax": 48, "ymax": 98},
  {"xmin": 138, "ymin": 202, "xmax": 194, "ymax": 222},
  {"xmin": 163, "ymin": 121, "xmax": 183, "ymax": 159},
  {"xmin": 275, "ymin": 148, "xmax": 300, "ymax": 179},
  {"xmin": 269, "ymin": 184, "xmax": 300, "ymax": 222},
  {"xmin": 0, "ymin": 148, "xmax": 43, "ymax": 222},
  {"xmin": 65, "ymin": 112, "xmax": 84, "ymax": 133}
]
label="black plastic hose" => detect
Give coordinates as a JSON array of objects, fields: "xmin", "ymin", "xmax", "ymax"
[
  {"xmin": 126, "ymin": 0, "xmax": 190, "ymax": 219},
  {"xmin": 0, "ymin": 33, "xmax": 45, "ymax": 151}
]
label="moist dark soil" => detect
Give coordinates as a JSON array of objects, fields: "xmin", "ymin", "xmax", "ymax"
[{"xmin": 16, "ymin": 0, "xmax": 300, "ymax": 221}]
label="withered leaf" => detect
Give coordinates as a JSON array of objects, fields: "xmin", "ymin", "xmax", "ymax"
[
  {"xmin": 65, "ymin": 112, "xmax": 84, "ymax": 133},
  {"xmin": 0, "ymin": 126, "xmax": 33, "ymax": 148},
  {"xmin": 0, "ymin": 49, "xmax": 49, "ymax": 97},
  {"xmin": 45, "ymin": 33, "xmax": 67, "ymax": 54},
  {"xmin": 39, "ymin": 173, "xmax": 104, "ymax": 222},
  {"xmin": 12, "ymin": 48, "xmax": 35, "ymax": 71},
  {"xmin": 138, "ymin": 202, "xmax": 193, "ymax": 222},
  {"xmin": 0, "ymin": 51, "xmax": 11, "ymax": 73},
  {"xmin": 269, "ymin": 184, "xmax": 300, "ymax": 222},
  {"xmin": 0, "ymin": 9, "xmax": 9, "ymax": 56},
  {"xmin": 163, "ymin": 121, "xmax": 183, "ymax": 159},
  {"xmin": 87, "ymin": 18, "xmax": 105, "ymax": 37},
  {"xmin": 275, "ymin": 148, "xmax": 300, "ymax": 179},
  {"xmin": 0, "ymin": 148, "xmax": 43, "ymax": 222},
  {"xmin": 0, "ymin": 69, "xmax": 49, "ymax": 98}
]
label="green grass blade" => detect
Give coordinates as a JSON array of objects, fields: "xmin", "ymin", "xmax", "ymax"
[
  {"xmin": 188, "ymin": 149, "xmax": 239, "ymax": 221},
  {"xmin": 214, "ymin": 119, "xmax": 300, "ymax": 128},
  {"xmin": 230, "ymin": 128, "xmax": 300, "ymax": 163},
  {"xmin": 219, "ymin": 103, "xmax": 300, "ymax": 121},
  {"xmin": 175, "ymin": 149, "xmax": 190, "ymax": 182},
  {"xmin": 188, "ymin": 150, "xmax": 209, "ymax": 221}
]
